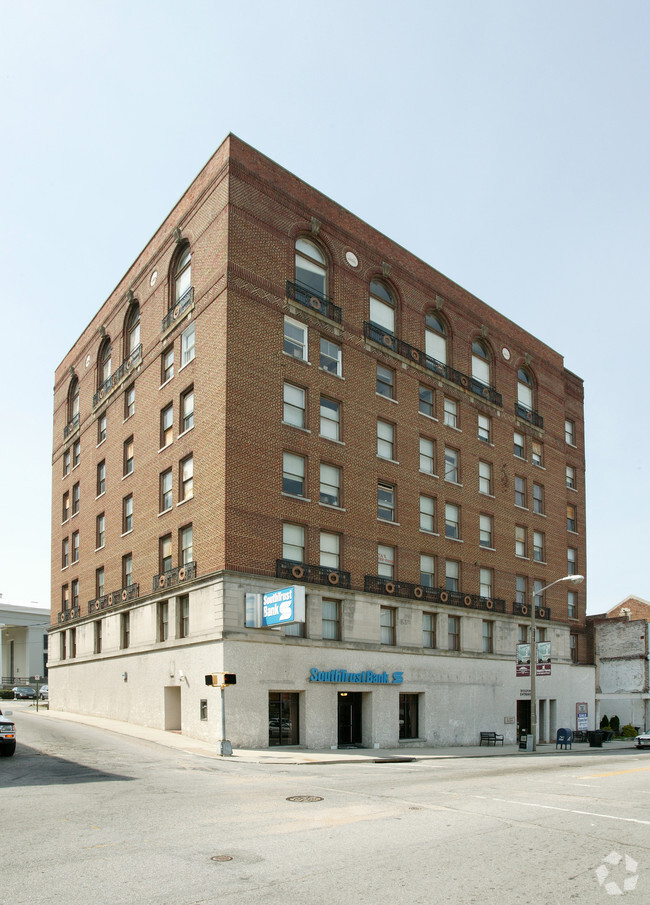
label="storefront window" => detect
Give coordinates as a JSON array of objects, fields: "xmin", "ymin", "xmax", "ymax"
[
  {"xmin": 269, "ymin": 692, "xmax": 299, "ymax": 746},
  {"xmin": 399, "ymin": 693, "xmax": 419, "ymax": 739}
]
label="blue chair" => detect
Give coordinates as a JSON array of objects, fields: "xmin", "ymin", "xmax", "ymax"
[{"xmin": 556, "ymin": 728, "xmax": 573, "ymax": 749}]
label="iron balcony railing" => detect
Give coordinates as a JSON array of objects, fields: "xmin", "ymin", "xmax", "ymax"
[
  {"xmin": 515, "ymin": 402, "xmax": 544, "ymax": 429},
  {"xmin": 87, "ymin": 583, "xmax": 140, "ymax": 615},
  {"xmin": 276, "ymin": 558, "xmax": 351, "ymax": 589},
  {"xmin": 364, "ymin": 575, "xmax": 506, "ymax": 613},
  {"xmin": 153, "ymin": 561, "xmax": 197, "ymax": 593},
  {"xmin": 63, "ymin": 412, "xmax": 79, "ymax": 440},
  {"xmin": 162, "ymin": 287, "xmax": 195, "ymax": 333},
  {"xmin": 513, "ymin": 600, "xmax": 551, "ymax": 620},
  {"xmin": 363, "ymin": 322, "xmax": 503, "ymax": 407},
  {"xmin": 286, "ymin": 280, "xmax": 342, "ymax": 324},
  {"xmin": 92, "ymin": 344, "xmax": 142, "ymax": 408},
  {"xmin": 57, "ymin": 606, "xmax": 80, "ymax": 624}
]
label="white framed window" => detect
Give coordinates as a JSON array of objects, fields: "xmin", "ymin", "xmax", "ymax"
[
  {"xmin": 515, "ymin": 476, "xmax": 526, "ymax": 508},
  {"xmin": 533, "ymin": 530, "xmax": 545, "ymax": 562},
  {"xmin": 71, "ymin": 531, "xmax": 79, "ymax": 564},
  {"xmin": 122, "ymin": 495, "xmax": 133, "ymax": 534},
  {"xmin": 124, "ymin": 384, "xmax": 135, "ymax": 419},
  {"xmin": 369, "ymin": 280, "xmax": 395, "ymax": 333},
  {"xmin": 320, "ymin": 463, "xmax": 340, "ymax": 507},
  {"xmin": 566, "ymin": 465, "xmax": 576, "ymax": 489},
  {"xmin": 319, "ymin": 337, "xmax": 341, "ymax": 375},
  {"xmin": 532, "ymin": 440, "xmax": 543, "ymax": 467},
  {"xmin": 319, "ymin": 531, "xmax": 340, "ymax": 569},
  {"xmin": 284, "ymin": 316, "xmax": 308, "ymax": 360},
  {"xmin": 479, "ymin": 514, "xmax": 493, "ymax": 548},
  {"xmin": 419, "ymin": 384, "xmax": 434, "ymax": 417},
  {"xmin": 445, "ymin": 560, "xmax": 459, "ymax": 592},
  {"xmin": 283, "ymin": 452, "xmax": 306, "ymax": 497},
  {"xmin": 443, "ymin": 397, "xmax": 458, "ymax": 428},
  {"xmin": 376, "ymin": 364, "xmax": 395, "ymax": 399},
  {"xmin": 181, "ymin": 322, "xmax": 195, "ymax": 367},
  {"xmin": 478, "ymin": 460, "xmax": 492, "ymax": 495},
  {"xmin": 378, "ymin": 482, "xmax": 395, "ymax": 522},
  {"xmin": 97, "ymin": 460, "xmax": 106, "ymax": 496},
  {"xmin": 568, "ymin": 590, "xmax": 577, "ymax": 619},
  {"xmin": 532, "ymin": 482, "xmax": 544, "ymax": 515},
  {"xmin": 445, "ymin": 503, "xmax": 460, "ymax": 539},
  {"xmin": 517, "ymin": 368, "xmax": 533, "ymax": 411},
  {"xmin": 97, "ymin": 413, "xmax": 106, "ymax": 444},
  {"xmin": 565, "ymin": 419, "xmax": 575, "ymax": 445},
  {"xmin": 96, "ymin": 513, "xmax": 105, "ymax": 549},
  {"xmin": 567, "ymin": 504, "xmax": 577, "ymax": 532},
  {"xmin": 283, "ymin": 382, "xmax": 306, "ymax": 428},
  {"xmin": 295, "ymin": 238, "xmax": 327, "ymax": 297},
  {"xmin": 471, "ymin": 340, "xmax": 490, "ymax": 387},
  {"xmin": 448, "ymin": 614, "xmax": 460, "ymax": 650},
  {"xmin": 377, "ymin": 419, "xmax": 395, "ymax": 459},
  {"xmin": 162, "ymin": 346, "xmax": 174, "ymax": 383},
  {"xmin": 482, "ymin": 619, "xmax": 493, "ymax": 653},
  {"xmin": 160, "ymin": 534, "xmax": 172, "ymax": 574},
  {"xmin": 419, "ymin": 437, "xmax": 435, "ymax": 474},
  {"xmin": 380, "ymin": 606, "xmax": 396, "ymax": 645},
  {"xmin": 420, "ymin": 495, "xmax": 436, "ymax": 533},
  {"xmin": 123, "ymin": 436, "xmax": 134, "ymax": 476},
  {"xmin": 122, "ymin": 552, "xmax": 133, "ymax": 589},
  {"xmin": 62, "ymin": 537, "xmax": 69, "ymax": 569},
  {"xmin": 181, "ymin": 386, "xmax": 194, "ymax": 432},
  {"xmin": 283, "ymin": 523, "xmax": 305, "ymax": 562},
  {"xmin": 478, "ymin": 414, "xmax": 491, "ymax": 444},
  {"xmin": 322, "ymin": 599, "xmax": 340, "ymax": 641},
  {"xmin": 570, "ymin": 633, "xmax": 577, "ymax": 661},
  {"xmin": 320, "ymin": 396, "xmax": 340, "ymax": 440},
  {"xmin": 174, "ymin": 245, "xmax": 191, "ymax": 302},
  {"xmin": 515, "ymin": 525, "xmax": 527, "ymax": 558},
  {"xmin": 425, "ymin": 312, "xmax": 447, "ymax": 364},
  {"xmin": 568, "ymin": 546, "xmax": 577, "ymax": 575},
  {"xmin": 180, "ymin": 455, "xmax": 193, "ymax": 501},
  {"xmin": 378, "ymin": 544, "xmax": 394, "ymax": 579},
  {"xmin": 444, "ymin": 447, "xmax": 459, "ymax": 483},
  {"xmin": 72, "ymin": 440, "xmax": 81, "ymax": 469},
  {"xmin": 515, "ymin": 575, "xmax": 527, "ymax": 604},
  {"xmin": 160, "ymin": 468, "xmax": 173, "ymax": 512},
  {"xmin": 423, "ymin": 612, "xmax": 436, "ymax": 649},
  {"xmin": 514, "ymin": 431, "xmax": 525, "ymax": 458},
  {"xmin": 62, "ymin": 449, "xmax": 71, "ymax": 477},
  {"xmin": 420, "ymin": 554, "xmax": 435, "ymax": 588}
]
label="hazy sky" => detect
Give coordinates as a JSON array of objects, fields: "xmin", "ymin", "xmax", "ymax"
[{"xmin": 1, "ymin": 1, "xmax": 648, "ymax": 614}]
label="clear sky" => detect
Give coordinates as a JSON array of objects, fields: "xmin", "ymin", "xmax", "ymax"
[{"xmin": 1, "ymin": 1, "xmax": 648, "ymax": 614}]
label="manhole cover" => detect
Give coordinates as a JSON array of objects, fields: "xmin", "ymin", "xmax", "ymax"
[
  {"xmin": 286, "ymin": 795, "xmax": 324, "ymax": 802},
  {"xmin": 211, "ymin": 855, "xmax": 233, "ymax": 862}
]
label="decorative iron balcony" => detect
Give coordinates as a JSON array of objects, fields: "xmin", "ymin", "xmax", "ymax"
[
  {"xmin": 162, "ymin": 287, "xmax": 195, "ymax": 333},
  {"xmin": 276, "ymin": 559, "xmax": 351, "ymax": 589},
  {"xmin": 515, "ymin": 402, "xmax": 544, "ymax": 429},
  {"xmin": 57, "ymin": 606, "xmax": 80, "ymax": 624},
  {"xmin": 364, "ymin": 575, "xmax": 506, "ymax": 612},
  {"xmin": 92, "ymin": 344, "xmax": 142, "ymax": 408},
  {"xmin": 87, "ymin": 583, "xmax": 139, "ymax": 615},
  {"xmin": 286, "ymin": 281, "xmax": 342, "ymax": 323},
  {"xmin": 63, "ymin": 412, "xmax": 80, "ymax": 440},
  {"xmin": 513, "ymin": 600, "xmax": 551, "ymax": 620},
  {"xmin": 153, "ymin": 561, "xmax": 197, "ymax": 593},
  {"xmin": 363, "ymin": 322, "xmax": 503, "ymax": 407}
]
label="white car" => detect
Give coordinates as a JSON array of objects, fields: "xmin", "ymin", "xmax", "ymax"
[
  {"xmin": 0, "ymin": 709, "xmax": 16, "ymax": 757},
  {"xmin": 635, "ymin": 731, "xmax": 650, "ymax": 749}
]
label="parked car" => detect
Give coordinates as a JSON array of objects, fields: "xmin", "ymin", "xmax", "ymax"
[
  {"xmin": 0, "ymin": 709, "xmax": 16, "ymax": 756},
  {"xmin": 12, "ymin": 686, "xmax": 36, "ymax": 700},
  {"xmin": 38, "ymin": 685, "xmax": 48, "ymax": 700},
  {"xmin": 635, "ymin": 731, "xmax": 650, "ymax": 749}
]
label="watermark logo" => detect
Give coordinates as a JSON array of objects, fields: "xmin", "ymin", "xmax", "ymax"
[{"xmin": 595, "ymin": 851, "xmax": 638, "ymax": 895}]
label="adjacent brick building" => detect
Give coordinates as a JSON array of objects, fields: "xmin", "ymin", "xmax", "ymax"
[{"xmin": 49, "ymin": 134, "xmax": 593, "ymax": 748}]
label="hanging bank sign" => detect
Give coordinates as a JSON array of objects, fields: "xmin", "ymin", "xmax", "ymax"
[{"xmin": 245, "ymin": 586, "xmax": 306, "ymax": 628}]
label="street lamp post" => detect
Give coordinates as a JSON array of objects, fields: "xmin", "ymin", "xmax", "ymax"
[{"xmin": 529, "ymin": 573, "xmax": 584, "ymax": 751}]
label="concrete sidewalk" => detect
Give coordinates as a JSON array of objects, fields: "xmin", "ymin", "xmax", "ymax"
[{"xmin": 19, "ymin": 703, "xmax": 637, "ymax": 765}]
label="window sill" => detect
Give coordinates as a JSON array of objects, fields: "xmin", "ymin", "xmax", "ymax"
[
  {"xmin": 515, "ymin": 503, "xmax": 528, "ymax": 511},
  {"xmin": 96, "ymin": 438, "xmax": 106, "ymax": 449},
  {"xmin": 533, "ymin": 558, "xmax": 547, "ymax": 565},
  {"xmin": 533, "ymin": 463, "xmax": 545, "ymax": 470},
  {"xmin": 179, "ymin": 355, "xmax": 195, "ymax": 372},
  {"xmin": 419, "ymin": 470, "xmax": 439, "ymax": 479},
  {"xmin": 281, "ymin": 492, "xmax": 311, "ymax": 502},
  {"xmin": 160, "ymin": 376, "xmax": 174, "ymax": 390},
  {"xmin": 159, "ymin": 441, "xmax": 174, "ymax": 453},
  {"xmin": 446, "ymin": 535, "xmax": 463, "ymax": 543},
  {"xmin": 319, "ymin": 502, "xmax": 346, "ymax": 512},
  {"xmin": 479, "ymin": 491, "xmax": 495, "ymax": 499},
  {"xmin": 514, "ymin": 454, "xmax": 526, "ymax": 462},
  {"xmin": 377, "ymin": 518, "xmax": 400, "ymax": 527},
  {"xmin": 282, "ymin": 351, "xmax": 311, "ymax": 366},
  {"xmin": 158, "ymin": 507, "xmax": 173, "ymax": 518},
  {"xmin": 318, "ymin": 367, "xmax": 344, "ymax": 380},
  {"xmin": 377, "ymin": 456, "xmax": 399, "ymax": 464},
  {"xmin": 567, "ymin": 486, "xmax": 578, "ymax": 493},
  {"xmin": 178, "ymin": 425, "xmax": 194, "ymax": 440},
  {"xmin": 515, "ymin": 554, "xmax": 530, "ymax": 561},
  {"xmin": 568, "ymin": 529, "xmax": 579, "ymax": 535},
  {"xmin": 444, "ymin": 480, "xmax": 463, "ymax": 488},
  {"xmin": 419, "ymin": 529, "xmax": 439, "ymax": 537},
  {"xmin": 319, "ymin": 435, "xmax": 344, "ymax": 445},
  {"xmin": 122, "ymin": 471, "xmax": 134, "ymax": 481},
  {"xmin": 96, "ymin": 491, "xmax": 105, "ymax": 501},
  {"xmin": 376, "ymin": 392, "xmax": 398, "ymax": 404},
  {"xmin": 419, "ymin": 412, "xmax": 439, "ymax": 423},
  {"xmin": 61, "ymin": 565, "xmax": 68, "ymax": 572},
  {"xmin": 123, "ymin": 414, "xmax": 135, "ymax": 424},
  {"xmin": 95, "ymin": 544, "xmax": 105, "ymax": 552},
  {"xmin": 177, "ymin": 496, "xmax": 193, "ymax": 507},
  {"xmin": 479, "ymin": 545, "xmax": 496, "ymax": 552},
  {"xmin": 121, "ymin": 529, "xmax": 133, "ymax": 538},
  {"xmin": 533, "ymin": 510, "xmax": 546, "ymax": 518},
  {"xmin": 444, "ymin": 423, "xmax": 461, "ymax": 433}
]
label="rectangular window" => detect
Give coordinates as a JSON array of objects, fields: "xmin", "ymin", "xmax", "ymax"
[
  {"xmin": 97, "ymin": 414, "xmax": 106, "ymax": 444},
  {"xmin": 567, "ymin": 504, "xmax": 577, "ymax": 532},
  {"xmin": 180, "ymin": 386, "xmax": 194, "ymax": 432},
  {"xmin": 69, "ymin": 627, "xmax": 77, "ymax": 659},
  {"xmin": 161, "ymin": 404, "xmax": 173, "ymax": 448},
  {"xmin": 124, "ymin": 384, "xmax": 135, "ymax": 419},
  {"xmin": 97, "ymin": 460, "xmax": 106, "ymax": 496},
  {"xmin": 566, "ymin": 465, "xmax": 576, "ymax": 489},
  {"xmin": 60, "ymin": 630, "xmax": 67, "ymax": 660},
  {"xmin": 71, "ymin": 530, "xmax": 79, "ymax": 564},
  {"xmin": 565, "ymin": 419, "xmax": 575, "ymax": 445},
  {"xmin": 533, "ymin": 530, "xmax": 545, "ymax": 562},
  {"xmin": 532, "ymin": 440, "xmax": 543, "ymax": 467},
  {"xmin": 157, "ymin": 601, "xmax": 169, "ymax": 642},
  {"xmin": 380, "ymin": 606, "xmax": 396, "ymax": 645},
  {"xmin": 419, "ymin": 437, "xmax": 435, "ymax": 474},
  {"xmin": 283, "ymin": 523, "xmax": 305, "ymax": 562},
  {"xmin": 479, "ymin": 513, "xmax": 493, "ymax": 548},
  {"xmin": 448, "ymin": 615, "xmax": 460, "ymax": 651},
  {"xmin": 518, "ymin": 624, "xmax": 528, "ymax": 643},
  {"xmin": 94, "ymin": 620, "xmax": 102, "ymax": 654},
  {"xmin": 320, "ymin": 396, "xmax": 340, "ymax": 440},
  {"xmin": 419, "ymin": 384, "xmax": 434, "ymax": 417},
  {"xmin": 478, "ymin": 460, "xmax": 492, "ymax": 495},
  {"xmin": 535, "ymin": 625, "xmax": 546, "ymax": 643},
  {"xmin": 123, "ymin": 436, "xmax": 134, "ymax": 476},
  {"xmin": 319, "ymin": 463, "xmax": 340, "ymax": 507},
  {"xmin": 420, "ymin": 554, "xmax": 435, "ymax": 588},
  {"xmin": 420, "ymin": 494, "xmax": 436, "ymax": 533},
  {"xmin": 533, "ymin": 579, "xmax": 544, "ymax": 608},
  {"xmin": 72, "ymin": 440, "xmax": 81, "ymax": 469},
  {"xmin": 376, "ymin": 364, "xmax": 394, "ymax": 399},
  {"xmin": 377, "ymin": 419, "xmax": 394, "ymax": 459},
  {"xmin": 160, "ymin": 468, "xmax": 173, "ymax": 511},
  {"xmin": 480, "ymin": 567, "xmax": 492, "ymax": 598},
  {"xmin": 445, "ymin": 503, "xmax": 460, "ymax": 539},
  {"xmin": 61, "ymin": 583, "xmax": 69, "ymax": 611},
  {"xmin": 568, "ymin": 547, "xmax": 577, "ymax": 575},
  {"xmin": 62, "ymin": 537, "xmax": 69, "ymax": 569},
  {"xmin": 96, "ymin": 512, "xmax": 105, "ymax": 549},
  {"xmin": 322, "ymin": 599, "xmax": 340, "ymax": 641},
  {"xmin": 123, "ymin": 494, "xmax": 133, "ymax": 534},
  {"xmin": 62, "ymin": 490, "xmax": 70, "ymax": 522},
  {"xmin": 122, "ymin": 552, "xmax": 133, "ymax": 589},
  {"xmin": 399, "ymin": 693, "xmax": 419, "ymax": 740},
  {"xmin": 284, "ymin": 382, "xmax": 306, "ymax": 428},
  {"xmin": 283, "ymin": 452, "xmax": 306, "ymax": 496},
  {"xmin": 482, "ymin": 620, "xmax": 493, "ymax": 653},
  {"xmin": 378, "ymin": 544, "xmax": 394, "ymax": 579},
  {"xmin": 284, "ymin": 316, "xmax": 308, "ymax": 360},
  {"xmin": 515, "ymin": 525, "xmax": 527, "ymax": 557},
  {"xmin": 570, "ymin": 634, "xmax": 577, "ymax": 662},
  {"xmin": 178, "ymin": 594, "xmax": 189, "ymax": 638},
  {"xmin": 200, "ymin": 699, "xmax": 208, "ymax": 721},
  {"xmin": 162, "ymin": 346, "xmax": 174, "ymax": 383},
  {"xmin": 120, "ymin": 612, "xmax": 130, "ymax": 650},
  {"xmin": 96, "ymin": 567, "xmax": 105, "ymax": 599},
  {"xmin": 532, "ymin": 482, "xmax": 544, "ymax": 515},
  {"xmin": 180, "ymin": 524, "xmax": 193, "ymax": 565},
  {"xmin": 160, "ymin": 534, "xmax": 172, "ymax": 574},
  {"xmin": 180, "ymin": 455, "xmax": 193, "ymax": 501},
  {"xmin": 514, "ymin": 432, "xmax": 525, "ymax": 458},
  {"xmin": 181, "ymin": 322, "xmax": 195, "ymax": 366},
  {"xmin": 568, "ymin": 590, "xmax": 577, "ymax": 619},
  {"xmin": 72, "ymin": 482, "xmax": 80, "ymax": 515},
  {"xmin": 515, "ymin": 574, "xmax": 527, "ymax": 604},
  {"xmin": 378, "ymin": 482, "xmax": 395, "ymax": 522},
  {"xmin": 445, "ymin": 559, "xmax": 459, "ymax": 592},
  {"xmin": 319, "ymin": 531, "xmax": 340, "ymax": 569},
  {"xmin": 63, "ymin": 449, "xmax": 71, "ymax": 476},
  {"xmin": 515, "ymin": 476, "xmax": 526, "ymax": 508},
  {"xmin": 444, "ymin": 447, "xmax": 459, "ymax": 483},
  {"xmin": 319, "ymin": 337, "xmax": 341, "ymax": 375},
  {"xmin": 443, "ymin": 397, "xmax": 457, "ymax": 428},
  {"xmin": 423, "ymin": 613, "xmax": 436, "ymax": 649},
  {"xmin": 478, "ymin": 414, "xmax": 491, "ymax": 444}
]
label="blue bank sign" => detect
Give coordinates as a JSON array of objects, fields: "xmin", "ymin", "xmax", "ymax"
[
  {"xmin": 310, "ymin": 668, "xmax": 404, "ymax": 685},
  {"xmin": 262, "ymin": 585, "xmax": 305, "ymax": 627}
]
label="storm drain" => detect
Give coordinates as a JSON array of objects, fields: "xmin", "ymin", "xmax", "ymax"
[
  {"xmin": 286, "ymin": 795, "xmax": 324, "ymax": 802},
  {"xmin": 211, "ymin": 855, "xmax": 233, "ymax": 862}
]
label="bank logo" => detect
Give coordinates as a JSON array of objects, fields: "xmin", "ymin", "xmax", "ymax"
[{"xmin": 595, "ymin": 851, "xmax": 638, "ymax": 895}]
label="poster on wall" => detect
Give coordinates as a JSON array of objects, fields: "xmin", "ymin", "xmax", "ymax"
[{"xmin": 576, "ymin": 702, "xmax": 588, "ymax": 731}]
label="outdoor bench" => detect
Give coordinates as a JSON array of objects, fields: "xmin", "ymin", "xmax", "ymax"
[{"xmin": 480, "ymin": 731, "xmax": 504, "ymax": 746}]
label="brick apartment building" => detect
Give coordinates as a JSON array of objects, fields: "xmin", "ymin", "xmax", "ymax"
[{"xmin": 49, "ymin": 134, "xmax": 593, "ymax": 749}]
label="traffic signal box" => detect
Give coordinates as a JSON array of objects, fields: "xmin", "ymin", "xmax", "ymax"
[{"xmin": 204, "ymin": 673, "xmax": 237, "ymax": 687}]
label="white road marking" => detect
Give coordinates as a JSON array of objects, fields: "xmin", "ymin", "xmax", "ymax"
[{"xmin": 487, "ymin": 797, "xmax": 650, "ymax": 826}]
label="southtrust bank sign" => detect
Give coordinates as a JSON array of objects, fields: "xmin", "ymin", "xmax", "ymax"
[{"xmin": 309, "ymin": 668, "xmax": 404, "ymax": 685}]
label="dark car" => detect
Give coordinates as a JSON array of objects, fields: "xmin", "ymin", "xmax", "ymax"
[
  {"xmin": 0, "ymin": 710, "xmax": 16, "ymax": 756},
  {"xmin": 12, "ymin": 686, "xmax": 36, "ymax": 700}
]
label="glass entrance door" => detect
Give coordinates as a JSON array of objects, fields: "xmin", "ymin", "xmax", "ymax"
[
  {"xmin": 338, "ymin": 692, "xmax": 362, "ymax": 747},
  {"xmin": 269, "ymin": 692, "xmax": 299, "ymax": 746}
]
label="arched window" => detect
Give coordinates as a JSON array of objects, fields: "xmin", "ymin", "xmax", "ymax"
[
  {"xmin": 369, "ymin": 279, "xmax": 395, "ymax": 333},
  {"xmin": 67, "ymin": 377, "xmax": 79, "ymax": 422},
  {"xmin": 471, "ymin": 339, "xmax": 490, "ymax": 387},
  {"xmin": 517, "ymin": 367, "xmax": 534, "ymax": 411},
  {"xmin": 98, "ymin": 337, "xmax": 112, "ymax": 387},
  {"xmin": 295, "ymin": 238, "xmax": 327, "ymax": 299},
  {"xmin": 425, "ymin": 312, "xmax": 447, "ymax": 365},
  {"xmin": 125, "ymin": 303, "xmax": 140, "ymax": 356},
  {"xmin": 174, "ymin": 245, "xmax": 191, "ymax": 304}
]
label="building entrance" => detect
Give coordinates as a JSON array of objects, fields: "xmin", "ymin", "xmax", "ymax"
[
  {"xmin": 338, "ymin": 691, "xmax": 362, "ymax": 747},
  {"xmin": 517, "ymin": 699, "xmax": 531, "ymax": 739}
]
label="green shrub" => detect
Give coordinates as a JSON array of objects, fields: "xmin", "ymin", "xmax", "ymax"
[
  {"xmin": 600, "ymin": 714, "xmax": 609, "ymax": 729},
  {"xmin": 610, "ymin": 715, "xmax": 620, "ymax": 735},
  {"xmin": 621, "ymin": 724, "xmax": 638, "ymax": 738}
]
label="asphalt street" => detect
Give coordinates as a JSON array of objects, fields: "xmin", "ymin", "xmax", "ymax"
[{"xmin": 2, "ymin": 708, "xmax": 649, "ymax": 905}]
